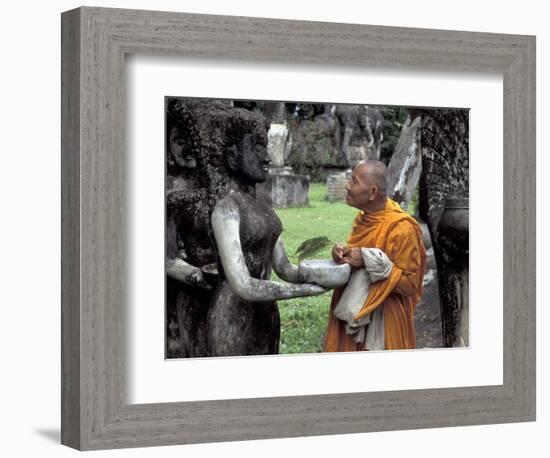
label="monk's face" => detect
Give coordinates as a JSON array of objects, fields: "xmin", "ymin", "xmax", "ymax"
[{"xmin": 345, "ymin": 164, "xmax": 375, "ymax": 210}]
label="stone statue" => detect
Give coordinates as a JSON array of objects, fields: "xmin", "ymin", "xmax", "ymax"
[
  {"xmin": 418, "ymin": 108, "xmax": 469, "ymax": 347},
  {"xmin": 166, "ymin": 188, "xmax": 214, "ymax": 357},
  {"xmin": 207, "ymin": 108, "xmax": 326, "ymax": 356},
  {"xmin": 165, "ymin": 99, "xmax": 219, "ymax": 357},
  {"xmin": 166, "ymin": 99, "xmax": 326, "ymax": 357},
  {"xmin": 334, "ymin": 105, "xmax": 384, "ymax": 165}
]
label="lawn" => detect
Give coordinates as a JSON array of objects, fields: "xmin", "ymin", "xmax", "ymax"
[{"xmin": 273, "ymin": 182, "xmax": 357, "ymax": 354}]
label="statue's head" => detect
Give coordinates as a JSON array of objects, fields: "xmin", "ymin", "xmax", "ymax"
[
  {"xmin": 224, "ymin": 121, "xmax": 269, "ymax": 184},
  {"xmin": 166, "ymin": 99, "xmax": 202, "ymax": 172},
  {"xmin": 167, "ymin": 124, "xmax": 196, "ymax": 170}
]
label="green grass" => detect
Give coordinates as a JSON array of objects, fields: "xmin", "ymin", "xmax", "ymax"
[
  {"xmin": 274, "ymin": 182, "xmax": 357, "ymax": 354},
  {"xmin": 275, "ymin": 183, "xmax": 358, "ymax": 264}
]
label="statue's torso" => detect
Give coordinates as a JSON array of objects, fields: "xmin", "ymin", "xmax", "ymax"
[
  {"xmin": 207, "ymin": 190, "xmax": 282, "ymax": 356},
  {"xmin": 226, "ymin": 190, "xmax": 283, "ymax": 280}
]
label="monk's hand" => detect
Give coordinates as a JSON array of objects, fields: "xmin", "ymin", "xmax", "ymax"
[
  {"xmin": 332, "ymin": 244, "xmax": 348, "ymax": 264},
  {"xmin": 343, "ymin": 247, "xmax": 365, "ymax": 268}
]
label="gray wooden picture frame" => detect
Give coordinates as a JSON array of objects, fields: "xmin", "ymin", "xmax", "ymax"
[{"xmin": 61, "ymin": 6, "xmax": 536, "ymax": 451}]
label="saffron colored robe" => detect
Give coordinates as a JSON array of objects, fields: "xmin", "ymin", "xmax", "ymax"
[{"xmin": 324, "ymin": 198, "xmax": 427, "ymax": 351}]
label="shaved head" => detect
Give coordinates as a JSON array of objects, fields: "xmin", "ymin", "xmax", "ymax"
[
  {"xmin": 355, "ymin": 160, "xmax": 388, "ymax": 197},
  {"xmin": 345, "ymin": 160, "xmax": 389, "ymax": 212}
]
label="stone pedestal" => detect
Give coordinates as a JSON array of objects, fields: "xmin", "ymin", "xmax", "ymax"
[
  {"xmin": 257, "ymin": 167, "xmax": 310, "ymax": 208},
  {"xmin": 260, "ymin": 123, "xmax": 308, "ymax": 208},
  {"xmin": 326, "ymin": 168, "xmax": 351, "ymax": 202},
  {"xmin": 269, "ymin": 166, "xmax": 294, "ymax": 175}
]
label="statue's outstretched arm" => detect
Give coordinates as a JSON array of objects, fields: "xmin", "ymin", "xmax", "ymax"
[
  {"xmin": 211, "ymin": 200, "xmax": 326, "ymax": 302},
  {"xmin": 272, "ymin": 236, "xmax": 301, "ymax": 283},
  {"xmin": 166, "ymin": 256, "xmax": 211, "ymax": 290}
]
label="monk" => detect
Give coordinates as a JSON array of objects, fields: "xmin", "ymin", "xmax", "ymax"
[{"xmin": 324, "ymin": 160, "xmax": 427, "ymax": 351}]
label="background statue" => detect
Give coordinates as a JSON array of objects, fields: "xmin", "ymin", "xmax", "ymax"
[
  {"xmin": 165, "ymin": 99, "xmax": 219, "ymax": 357},
  {"xmin": 334, "ymin": 105, "xmax": 384, "ymax": 165}
]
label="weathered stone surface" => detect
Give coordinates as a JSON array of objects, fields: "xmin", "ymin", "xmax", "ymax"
[
  {"xmin": 208, "ymin": 190, "xmax": 283, "ymax": 356},
  {"xmin": 387, "ymin": 114, "xmax": 422, "ymax": 212},
  {"xmin": 334, "ymin": 105, "xmax": 384, "ymax": 165},
  {"xmin": 421, "ymin": 224, "xmax": 433, "ymax": 252},
  {"xmin": 298, "ymin": 259, "xmax": 351, "ymax": 289},
  {"xmin": 257, "ymin": 101, "xmax": 287, "ymax": 124},
  {"xmin": 418, "ymin": 108, "xmax": 469, "ymax": 347},
  {"xmin": 207, "ymin": 282, "xmax": 280, "ymax": 356},
  {"xmin": 166, "ymin": 98, "xmax": 284, "ymax": 357},
  {"xmin": 257, "ymin": 171, "xmax": 310, "ymax": 208},
  {"xmin": 166, "ymin": 98, "xmax": 227, "ymax": 357},
  {"xmin": 286, "ymin": 113, "xmax": 339, "ymax": 180},
  {"xmin": 279, "ymin": 104, "xmax": 388, "ymax": 180},
  {"xmin": 419, "ymin": 109, "xmax": 469, "ymax": 230},
  {"xmin": 267, "ymin": 123, "xmax": 289, "ymax": 168}
]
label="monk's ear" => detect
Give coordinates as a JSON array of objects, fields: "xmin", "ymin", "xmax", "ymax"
[
  {"xmin": 226, "ymin": 145, "xmax": 239, "ymax": 171},
  {"xmin": 370, "ymin": 186, "xmax": 378, "ymax": 200}
]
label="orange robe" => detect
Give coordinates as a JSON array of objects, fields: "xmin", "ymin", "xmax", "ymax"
[{"xmin": 324, "ymin": 198, "xmax": 427, "ymax": 351}]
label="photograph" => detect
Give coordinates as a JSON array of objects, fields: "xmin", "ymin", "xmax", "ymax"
[{"xmin": 165, "ymin": 98, "xmax": 470, "ymax": 358}]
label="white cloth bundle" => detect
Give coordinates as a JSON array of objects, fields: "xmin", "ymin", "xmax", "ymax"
[{"xmin": 332, "ymin": 248, "xmax": 394, "ymax": 350}]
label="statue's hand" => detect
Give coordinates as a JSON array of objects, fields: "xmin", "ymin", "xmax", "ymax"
[
  {"xmin": 300, "ymin": 283, "xmax": 328, "ymax": 296},
  {"xmin": 187, "ymin": 270, "xmax": 213, "ymax": 290}
]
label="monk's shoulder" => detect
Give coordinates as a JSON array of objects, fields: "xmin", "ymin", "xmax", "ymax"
[
  {"xmin": 382, "ymin": 218, "xmax": 424, "ymax": 265},
  {"xmin": 387, "ymin": 215, "xmax": 421, "ymax": 242}
]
